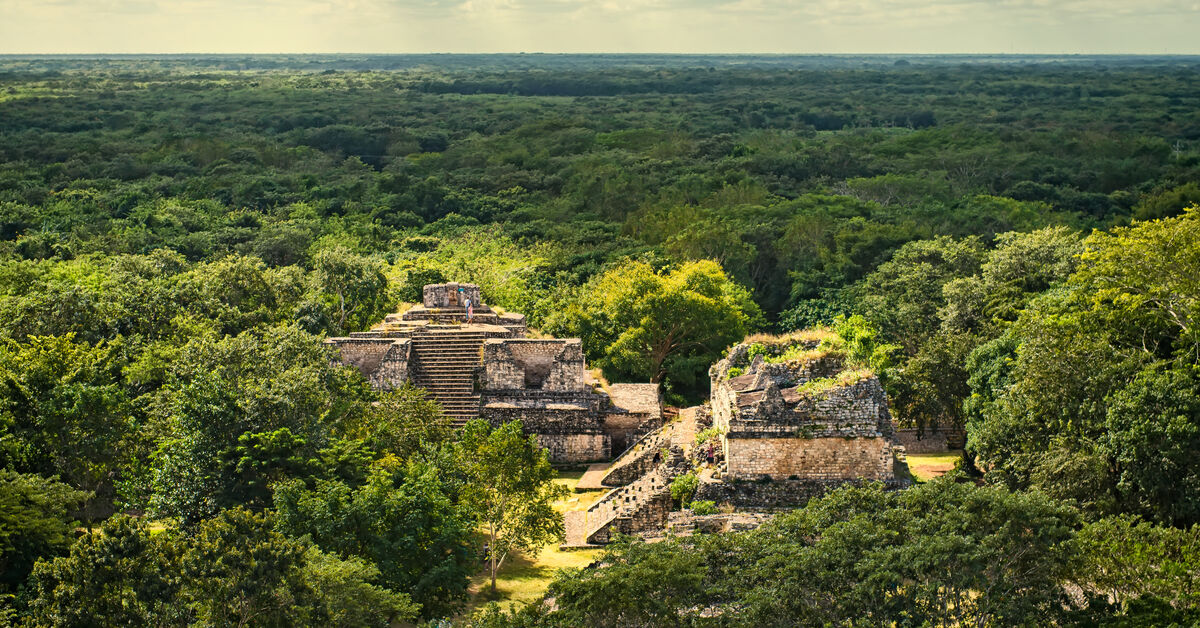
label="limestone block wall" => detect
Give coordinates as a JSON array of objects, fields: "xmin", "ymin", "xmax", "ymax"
[
  {"xmin": 725, "ymin": 378, "xmax": 894, "ymax": 439},
  {"xmin": 584, "ymin": 472, "xmax": 673, "ymax": 544},
  {"xmin": 894, "ymin": 427, "xmax": 965, "ymax": 453},
  {"xmin": 535, "ymin": 433, "xmax": 610, "ymax": 464},
  {"xmin": 481, "ymin": 391, "xmax": 610, "ymax": 463},
  {"xmin": 724, "ymin": 436, "xmax": 895, "ymax": 480},
  {"xmin": 370, "ymin": 340, "xmax": 411, "ymax": 388},
  {"xmin": 481, "ymin": 339, "xmax": 586, "ymax": 392},
  {"xmin": 480, "ymin": 394, "xmax": 604, "ymax": 433},
  {"xmin": 694, "ymin": 476, "xmax": 911, "ymax": 510},
  {"xmin": 748, "ymin": 355, "xmax": 845, "ymax": 390},
  {"xmin": 602, "ymin": 412, "xmax": 650, "ymax": 454},
  {"xmin": 601, "ymin": 428, "xmax": 672, "ymax": 486},
  {"xmin": 326, "ymin": 338, "xmax": 410, "ymax": 388},
  {"xmin": 423, "ymin": 283, "xmax": 481, "ymax": 308}
]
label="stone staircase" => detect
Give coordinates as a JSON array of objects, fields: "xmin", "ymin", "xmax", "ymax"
[
  {"xmin": 409, "ymin": 330, "xmax": 485, "ymax": 426},
  {"xmin": 562, "ymin": 444, "xmax": 686, "ymax": 548},
  {"xmin": 563, "ymin": 466, "xmax": 674, "ymax": 547},
  {"xmin": 600, "ymin": 426, "xmax": 672, "ymax": 487}
]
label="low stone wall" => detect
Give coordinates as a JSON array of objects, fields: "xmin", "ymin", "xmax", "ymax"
[
  {"xmin": 602, "ymin": 429, "xmax": 671, "ymax": 486},
  {"xmin": 585, "ymin": 476, "xmax": 673, "ymax": 544},
  {"xmin": 694, "ymin": 476, "xmax": 911, "ymax": 510},
  {"xmin": 661, "ymin": 511, "xmax": 773, "ymax": 537},
  {"xmin": 894, "ymin": 427, "xmax": 964, "ymax": 453},
  {"xmin": 536, "ymin": 433, "xmax": 610, "ymax": 464},
  {"xmin": 483, "ymin": 397, "xmax": 609, "ymax": 463},
  {"xmin": 725, "ymin": 436, "xmax": 895, "ymax": 481}
]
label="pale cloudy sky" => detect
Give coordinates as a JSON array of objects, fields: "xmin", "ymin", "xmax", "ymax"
[{"xmin": 1, "ymin": 0, "xmax": 1197, "ymax": 54}]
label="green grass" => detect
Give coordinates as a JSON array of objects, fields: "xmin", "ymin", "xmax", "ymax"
[
  {"xmin": 457, "ymin": 470, "xmax": 606, "ymax": 620},
  {"xmin": 907, "ymin": 451, "xmax": 962, "ymax": 482}
]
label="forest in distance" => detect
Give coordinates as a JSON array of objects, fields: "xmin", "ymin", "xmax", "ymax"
[{"xmin": 0, "ymin": 54, "xmax": 1198, "ymax": 626}]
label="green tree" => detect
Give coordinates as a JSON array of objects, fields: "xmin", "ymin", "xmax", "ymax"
[
  {"xmin": 856, "ymin": 235, "xmax": 985, "ymax": 353},
  {"xmin": 312, "ymin": 246, "xmax": 391, "ymax": 335},
  {"xmin": 26, "ymin": 515, "xmax": 187, "ymax": 627},
  {"xmin": 340, "ymin": 384, "xmax": 453, "ymax": 460},
  {"xmin": 181, "ymin": 508, "xmax": 310, "ymax": 627},
  {"xmin": 531, "ymin": 477, "xmax": 1085, "ymax": 627},
  {"xmin": 1102, "ymin": 365, "xmax": 1200, "ymax": 525},
  {"xmin": 968, "ymin": 209, "xmax": 1200, "ymax": 522},
  {"xmin": 1075, "ymin": 515, "xmax": 1200, "ymax": 615},
  {"xmin": 547, "ymin": 259, "xmax": 761, "ymax": 397},
  {"xmin": 148, "ymin": 325, "xmax": 369, "ymax": 524},
  {"xmin": 0, "ymin": 335, "xmax": 129, "ymax": 503},
  {"xmin": 273, "ymin": 462, "xmax": 476, "ymax": 618},
  {"xmin": 458, "ymin": 420, "xmax": 568, "ymax": 592},
  {"xmin": 27, "ymin": 510, "xmax": 414, "ymax": 628},
  {"xmin": 0, "ymin": 471, "xmax": 89, "ymax": 593},
  {"xmin": 299, "ymin": 547, "xmax": 419, "ymax": 627}
]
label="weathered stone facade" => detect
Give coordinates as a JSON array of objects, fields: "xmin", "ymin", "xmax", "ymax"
[
  {"xmin": 893, "ymin": 426, "xmax": 965, "ymax": 453},
  {"xmin": 693, "ymin": 476, "xmax": 911, "ymax": 510},
  {"xmin": 603, "ymin": 383, "xmax": 664, "ymax": 454},
  {"xmin": 696, "ymin": 332, "xmax": 911, "ymax": 509},
  {"xmin": 326, "ymin": 283, "xmax": 661, "ymax": 464},
  {"xmin": 561, "ymin": 332, "xmax": 914, "ymax": 547}
]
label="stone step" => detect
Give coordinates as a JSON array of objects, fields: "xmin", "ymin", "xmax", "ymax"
[{"xmin": 414, "ymin": 367, "xmax": 477, "ymax": 372}]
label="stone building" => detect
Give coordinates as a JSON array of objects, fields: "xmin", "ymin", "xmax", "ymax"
[
  {"xmin": 695, "ymin": 331, "xmax": 910, "ymax": 508},
  {"xmin": 326, "ymin": 283, "xmax": 661, "ymax": 463},
  {"xmin": 562, "ymin": 330, "xmax": 912, "ymax": 547}
]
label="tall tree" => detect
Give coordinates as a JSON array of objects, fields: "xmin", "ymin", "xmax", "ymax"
[
  {"xmin": 147, "ymin": 325, "xmax": 369, "ymax": 524},
  {"xmin": 312, "ymin": 246, "xmax": 391, "ymax": 335},
  {"xmin": 457, "ymin": 420, "xmax": 568, "ymax": 592},
  {"xmin": 547, "ymin": 259, "xmax": 761, "ymax": 398}
]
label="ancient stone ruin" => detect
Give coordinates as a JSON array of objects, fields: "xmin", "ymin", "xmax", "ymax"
[
  {"xmin": 563, "ymin": 329, "xmax": 912, "ymax": 547},
  {"xmin": 696, "ymin": 331, "xmax": 910, "ymax": 508},
  {"xmin": 332, "ymin": 287, "xmax": 910, "ymax": 547},
  {"xmin": 325, "ymin": 283, "xmax": 662, "ymax": 463}
]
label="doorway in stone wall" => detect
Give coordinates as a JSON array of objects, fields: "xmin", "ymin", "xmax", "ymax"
[{"xmin": 522, "ymin": 356, "xmax": 552, "ymax": 389}]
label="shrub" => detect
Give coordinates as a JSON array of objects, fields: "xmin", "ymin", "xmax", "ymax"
[
  {"xmin": 670, "ymin": 473, "xmax": 699, "ymax": 507},
  {"xmin": 689, "ymin": 500, "xmax": 718, "ymax": 516}
]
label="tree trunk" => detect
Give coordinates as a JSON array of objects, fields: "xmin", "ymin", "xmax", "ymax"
[{"xmin": 489, "ymin": 524, "xmax": 498, "ymax": 591}]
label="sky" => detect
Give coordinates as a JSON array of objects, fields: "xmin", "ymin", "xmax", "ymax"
[{"xmin": 1, "ymin": 0, "xmax": 1198, "ymax": 55}]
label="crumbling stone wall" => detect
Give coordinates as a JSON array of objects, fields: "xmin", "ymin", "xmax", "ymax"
[
  {"xmin": 326, "ymin": 338, "xmax": 410, "ymax": 388},
  {"xmin": 694, "ymin": 476, "xmax": 911, "ymax": 510},
  {"xmin": 719, "ymin": 378, "xmax": 894, "ymax": 440},
  {"xmin": 481, "ymin": 391, "xmax": 611, "ymax": 463},
  {"xmin": 601, "ymin": 429, "xmax": 672, "ymax": 486},
  {"xmin": 584, "ymin": 471, "xmax": 673, "ymax": 544},
  {"xmin": 893, "ymin": 427, "xmax": 965, "ymax": 453},
  {"xmin": 535, "ymin": 433, "xmax": 610, "ymax": 464},
  {"xmin": 725, "ymin": 436, "xmax": 895, "ymax": 480},
  {"xmin": 481, "ymin": 340, "xmax": 586, "ymax": 392},
  {"xmin": 662, "ymin": 511, "xmax": 773, "ymax": 537}
]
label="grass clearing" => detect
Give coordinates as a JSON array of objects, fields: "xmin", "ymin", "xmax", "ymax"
[
  {"xmin": 458, "ymin": 470, "xmax": 606, "ymax": 620},
  {"xmin": 907, "ymin": 451, "xmax": 962, "ymax": 482}
]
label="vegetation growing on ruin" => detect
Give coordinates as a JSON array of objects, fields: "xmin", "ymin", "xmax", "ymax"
[{"xmin": 793, "ymin": 368, "xmax": 876, "ymax": 400}]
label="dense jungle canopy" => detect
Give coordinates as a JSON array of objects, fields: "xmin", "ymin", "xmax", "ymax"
[{"xmin": 1, "ymin": 55, "xmax": 1198, "ymax": 626}]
